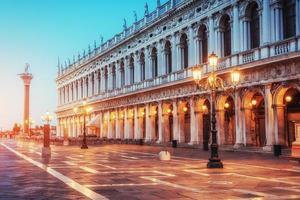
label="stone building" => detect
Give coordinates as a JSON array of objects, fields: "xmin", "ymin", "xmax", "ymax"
[{"xmin": 56, "ymin": 0, "xmax": 300, "ymax": 151}]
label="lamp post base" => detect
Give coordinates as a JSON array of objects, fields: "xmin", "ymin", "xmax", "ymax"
[
  {"xmin": 81, "ymin": 144, "xmax": 88, "ymax": 149},
  {"xmin": 207, "ymin": 158, "xmax": 223, "ymax": 168},
  {"xmin": 42, "ymin": 147, "xmax": 51, "ymax": 158}
]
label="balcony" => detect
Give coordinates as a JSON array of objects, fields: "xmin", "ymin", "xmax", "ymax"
[{"xmin": 57, "ymin": 36, "xmax": 300, "ymax": 112}]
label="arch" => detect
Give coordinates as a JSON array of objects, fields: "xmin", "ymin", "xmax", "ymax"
[
  {"xmin": 273, "ymin": 83, "xmax": 300, "ymax": 105},
  {"xmin": 164, "ymin": 40, "xmax": 172, "ymax": 74},
  {"xmin": 197, "ymin": 24, "xmax": 208, "ymax": 63},
  {"xmin": 179, "ymin": 33, "xmax": 189, "ymax": 69},
  {"xmin": 242, "ymin": 89, "xmax": 266, "ymax": 147},
  {"xmin": 240, "ymin": 0, "xmax": 262, "ymax": 17},
  {"xmin": 151, "ymin": 47, "xmax": 158, "ymax": 78}
]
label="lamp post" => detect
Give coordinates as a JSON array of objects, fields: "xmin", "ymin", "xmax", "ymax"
[
  {"xmin": 73, "ymin": 100, "xmax": 92, "ymax": 149},
  {"xmin": 192, "ymin": 52, "xmax": 240, "ymax": 168},
  {"xmin": 41, "ymin": 111, "xmax": 53, "ymax": 158}
]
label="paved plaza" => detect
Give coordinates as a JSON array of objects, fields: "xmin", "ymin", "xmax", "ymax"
[{"xmin": 1, "ymin": 139, "xmax": 300, "ymax": 200}]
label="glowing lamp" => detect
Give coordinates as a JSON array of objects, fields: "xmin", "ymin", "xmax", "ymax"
[
  {"xmin": 208, "ymin": 52, "xmax": 218, "ymax": 68},
  {"xmin": 285, "ymin": 96, "xmax": 292, "ymax": 103},
  {"xmin": 224, "ymin": 102, "xmax": 230, "ymax": 109},
  {"xmin": 231, "ymin": 69, "xmax": 240, "ymax": 86},
  {"xmin": 251, "ymin": 99, "xmax": 257, "ymax": 107},
  {"xmin": 183, "ymin": 107, "xmax": 188, "ymax": 112},
  {"xmin": 193, "ymin": 68, "xmax": 202, "ymax": 81}
]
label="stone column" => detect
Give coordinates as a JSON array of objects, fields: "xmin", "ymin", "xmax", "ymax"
[
  {"xmin": 157, "ymin": 101, "xmax": 164, "ymax": 143},
  {"xmin": 216, "ymin": 109, "xmax": 225, "ymax": 145},
  {"xmin": 274, "ymin": 104, "xmax": 285, "ymax": 145},
  {"xmin": 157, "ymin": 42, "xmax": 163, "ymax": 76},
  {"xmin": 124, "ymin": 107, "xmax": 129, "ymax": 139},
  {"xmin": 189, "ymin": 97, "xmax": 197, "ymax": 144},
  {"xmin": 134, "ymin": 52, "xmax": 141, "ymax": 83},
  {"xmin": 262, "ymin": 0, "xmax": 271, "ymax": 45},
  {"xmin": 107, "ymin": 111, "xmax": 113, "ymax": 138},
  {"xmin": 172, "ymin": 100, "xmax": 179, "ymax": 141},
  {"xmin": 242, "ymin": 19, "xmax": 250, "ymax": 51},
  {"xmin": 171, "ymin": 34, "xmax": 178, "ymax": 72},
  {"xmin": 264, "ymin": 84, "xmax": 275, "ymax": 150},
  {"xmin": 115, "ymin": 62, "xmax": 121, "ymax": 89},
  {"xmin": 208, "ymin": 15, "xmax": 215, "ymax": 54},
  {"xmin": 195, "ymin": 37, "xmax": 200, "ymax": 64},
  {"xmin": 144, "ymin": 47, "xmax": 151, "ymax": 80},
  {"xmin": 134, "ymin": 105, "xmax": 139, "ymax": 139},
  {"xmin": 145, "ymin": 103, "xmax": 151, "ymax": 141},
  {"xmin": 232, "ymin": 1, "xmax": 240, "ymax": 53},
  {"xmin": 234, "ymin": 90, "xmax": 244, "ymax": 147},
  {"xmin": 115, "ymin": 109, "xmax": 120, "ymax": 139},
  {"xmin": 216, "ymin": 29, "xmax": 223, "ymax": 58},
  {"xmin": 273, "ymin": 3, "xmax": 283, "ymax": 41},
  {"xmin": 188, "ymin": 25, "xmax": 195, "ymax": 66},
  {"xmin": 100, "ymin": 68, "xmax": 106, "ymax": 93}
]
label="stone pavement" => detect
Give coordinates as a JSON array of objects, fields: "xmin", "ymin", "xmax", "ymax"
[{"xmin": 1, "ymin": 139, "xmax": 300, "ymax": 200}]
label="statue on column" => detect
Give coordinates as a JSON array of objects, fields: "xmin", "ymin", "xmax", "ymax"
[{"xmin": 25, "ymin": 63, "xmax": 30, "ymax": 73}]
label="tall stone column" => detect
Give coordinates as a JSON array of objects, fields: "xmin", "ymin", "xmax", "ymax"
[
  {"xmin": 171, "ymin": 34, "xmax": 178, "ymax": 72},
  {"xmin": 264, "ymin": 84, "xmax": 275, "ymax": 151},
  {"xmin": 234, "ymin": 90, "xmax": 244, "ymax": 148},
  {"xmin": 172, "ymin": 100, "xmax": 179, "ymax": 141},
  {"xmin": 216, "ymin": 109, "xmax": 225, "ymax": 145},
  {"xmin": 262, "ymin": 0, "xmax": 271, "ymax": 45},
  {"xmin": 19, "ymin": 65, "xmax": 33, "ymax": 136},
  {"xmin": 115, "ymin": 109, "xmax": 120, "ymax": 139},
  {"xmin": 232, "ymin": 1, "xmax": 240, "ymax": 53},
  {"xmin": 134, "ymin": 106, "xmax": 139, "ymax": 139},
  {"xmin": 189, "ymin": 98, "xmax": 197, "ymax": 144},
  {"xmin": 273, "ymin": 4, "xmax": 283, "ymax": 41},
  {"xmin": 188, "ymin": 25, "xmax": 195, "ymax": 66},
  {"xmin": 208, "ymin": 15, "xmax": 215, "ymax": 54},
  {"xmin": 145, "ymin": 103, "xmax": 152, "ymax": 141},
  {"xmin": 157, "ymin": 101, "xmax": 164, "ymax": 143},
  {"xmin": 100, "ymin": 69, "xmax": 106, "ymax": 93}
]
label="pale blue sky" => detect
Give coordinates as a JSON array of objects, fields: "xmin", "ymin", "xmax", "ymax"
[{"xmin": 0, "ymin": 0, "xmax": 164, "ymax": 130}]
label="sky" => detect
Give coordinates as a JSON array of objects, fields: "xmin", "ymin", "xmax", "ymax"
[{"xmin": 0, "ymin": 0, "xmax": 165, "ymax": 130}]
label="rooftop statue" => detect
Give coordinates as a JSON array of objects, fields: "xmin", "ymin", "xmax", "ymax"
[{"xmin": 25, "ymin": 63, "xmax": 30, "ymax": 73}]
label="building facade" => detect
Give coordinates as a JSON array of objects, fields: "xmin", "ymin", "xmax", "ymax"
[{"xmin": 56, "ymin": 0, "xmax": 300, "ymax": 151}]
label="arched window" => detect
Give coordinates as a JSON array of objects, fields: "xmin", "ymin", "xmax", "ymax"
[
  {"xmin": 180, "ymin": 34, "xmax": 188, "ymax": 69},
  {"xmin": 112, "ymin": 64, "xmax": 116, "ymax": 89},
  {"xmin": 76, "ymin": 82, "xmax": 78, "ymax": 100},
  {"xmin": 283, "ymin": 0, "xmax": 296, "ymax": 39},
  {"xmin": 249, "ymin": 3, "xmax": 260, "ymax": 49},
  {"xmin": 129, "ymin": 56, "xmax": 135, "ymax": 84},
  {"xmin": 220, "ymin": 15, "xmax": 231, "ymax": 57},
  {"xmin": 151, "ymin": 47, "xmax": 158, "ymax": 78},
  {"xmin": 120, "ymin": 61, "xmax": 125, "ymax": 87},
  {"xmin": 197, "ymin": 25, "xmax": 208, "ymax": 63},
  {"xmin": 140, "ymin": 52, "xmax": 146, "ymax": 81},
  {"xmin": 164, "ymin": 41, "xmax": 172, "ymax": 74}
]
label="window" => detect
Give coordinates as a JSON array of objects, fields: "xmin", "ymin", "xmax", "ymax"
[
  {"xmin": 86, "ymin": 78, "xmax": 89, "ymax": 97},
  {"xmin": 165, "ymin": 41, "xmax": 172, "ymax": 73},
  {"xmin": 104, "ymin": 67, "xmax": 108, "ymax": 92},
  {"xmin": 97, "ymin": 70, "xmax": 101, "ymax": 93},
  {"xmin": 221, "ymin": 15, "xmax": 231, "ymax": 57},
  {"xmin": 283, "ymin": 0, "xmax": 296, "ymax": 39},
  {"xmin": 151, "ymin": 48, "xmax": 158, "ymax": 78},
  {"xmin": 198, "ymin": 25, "xmax": 208, "ymax": 63},
  {"xmin": 180, "ymin": 34, "xmax": 188, "ymax": 69}
]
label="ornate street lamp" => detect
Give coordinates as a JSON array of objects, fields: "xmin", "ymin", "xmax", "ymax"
[
  {"xmin": 192, "ymin": 52, "xmax": 240, "ymax": 168},
  {"xmin": 73, "ymin": 100, "xmax": 92, "ymax": 149}
]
